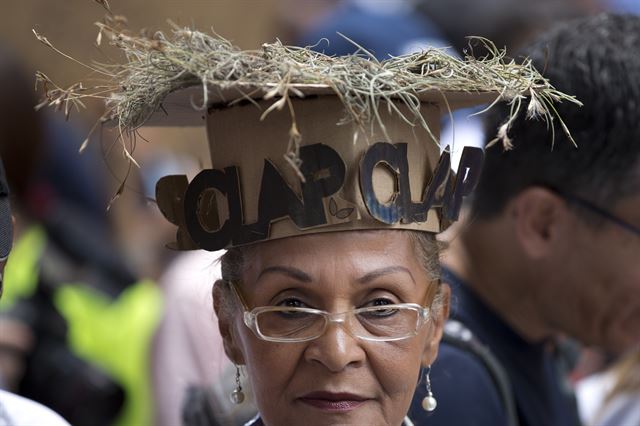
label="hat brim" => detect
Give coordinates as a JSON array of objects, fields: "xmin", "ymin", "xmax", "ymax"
[{"xmin": 141, "ymin": 84, "xmax": 500, "ymax": 127}]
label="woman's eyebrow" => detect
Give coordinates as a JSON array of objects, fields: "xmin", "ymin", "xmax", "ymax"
[
  {"xmin": 257, "ymin": 266, "xmax": 313, "ymax": 282},
  {"xmin": 357, "ymin": 266, "xmax": 416, "ymax": 285}
]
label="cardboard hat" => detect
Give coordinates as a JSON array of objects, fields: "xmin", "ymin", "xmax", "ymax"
[
  {"xmin": 36, "ymin": 26, "xmax": 579, "ymax": 252},
  {"xmin": 138, "ymin": 48, "xmax": 578, "ymax": 252},
  {"xmin": 154, "ymin": 84, "xmax": 490, "ymax": 251}
]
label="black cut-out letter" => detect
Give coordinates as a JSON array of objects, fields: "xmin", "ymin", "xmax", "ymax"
[
  {"xmin": 235, "ymin": 160, "xmax": 305, "ymax": 244},
  {"xmin": 236, "ymin": 144, "xmax": 347, "ymax": 244},
  {"xmin": 299, "ymin": 143, "xmax": 346, "ymax": 219},
  {"xmin": 408, "ymin": 151, "xmax": 452, "ymax": 222},
  {"xmin": 183, "ymin": 167, "xmax": 242, "ymax": 251},
  {"xmin": 155, "ymin": 174, "xmax": 199, "ymax": 249},
  {"xmin": 359, "ymin": 143, "xmax": 412, "ymax": 224},
  {"xmin": 443, "ymin": 146, "xmax": 484, "ymax": 220}
]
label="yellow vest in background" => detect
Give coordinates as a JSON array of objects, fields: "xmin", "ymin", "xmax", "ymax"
[{"xmin": 2, "ymin": 226, "xmax": 163, "ymax": 426}]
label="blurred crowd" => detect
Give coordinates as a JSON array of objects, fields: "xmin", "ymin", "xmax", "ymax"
[{"xmin": 1, "ymin": 0, "xmax": 640, "ymax": 425}]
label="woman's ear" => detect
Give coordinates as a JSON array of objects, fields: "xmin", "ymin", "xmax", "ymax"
[
  {"xmin": 422, "ymin": 283, "xmax": 451, "ymax": 366},
  {"xmin": 213, "ymin": 280, "xmax": 246, "ymax": 365}
]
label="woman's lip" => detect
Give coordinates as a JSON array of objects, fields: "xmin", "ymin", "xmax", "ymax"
[{"xmin": 298, "ymin": 392, "xmax": 370, "ymax": 412}]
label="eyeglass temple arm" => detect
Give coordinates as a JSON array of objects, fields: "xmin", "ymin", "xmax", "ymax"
[
  {"xmin": 229, "ymin": 281, "xmax": 251, "ymax": 310},
  {"xmin": 540, "ymin": 184, "xmax": 640, "ymax": 237}
]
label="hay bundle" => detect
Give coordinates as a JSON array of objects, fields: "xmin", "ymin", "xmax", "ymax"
[{"xmin": 34, "ymin": 9, "xmax": 580, "ymax": 154}]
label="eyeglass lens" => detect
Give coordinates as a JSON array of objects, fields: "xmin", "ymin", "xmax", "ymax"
[{"xmin": 254, "ymin": 305, "xmax": 421, "ymax": 341}]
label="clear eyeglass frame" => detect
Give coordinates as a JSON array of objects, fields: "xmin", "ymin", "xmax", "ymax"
[{"xmin": 229, "ymin": 281, "xmax": 432, "ymax": 343}]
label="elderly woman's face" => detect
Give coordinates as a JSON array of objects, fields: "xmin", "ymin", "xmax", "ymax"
[{"xmin": 217, "ymin": 231, "xmax": 445, "ymax": 426}]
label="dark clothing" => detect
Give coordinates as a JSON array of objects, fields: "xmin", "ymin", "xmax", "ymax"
[{"xmin": 409, "ymin": 269, "xmax": 581, "ymax": 426}]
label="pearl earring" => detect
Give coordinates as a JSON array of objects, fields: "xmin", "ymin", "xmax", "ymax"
[
  {"xmin": 421, "ymin": 365, "xmax": 437, "ymax": 412},
  {"xmin": 230, "ymin": 365, "xmax": 245, "ymax": 404}
]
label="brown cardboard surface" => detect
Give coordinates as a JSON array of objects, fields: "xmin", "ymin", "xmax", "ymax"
[{"xmin": 143, "ymin": 84, "xmax": 500, "ymax": 127}]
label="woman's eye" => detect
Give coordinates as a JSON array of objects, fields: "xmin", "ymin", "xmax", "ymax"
[
  {"xmin": 276, "ymin": 298, "xmax": 308, "ymax": 308},
  {"xmin": 364, "ymin": 298, "xmax": 396, "ymax": 308},
  {"xmin": 273, "ymin": 298, "xmax": 313, "ymax": 320},
  {"xmin": 358, "ymin": 298, "xmax": 400, "ymax": 318}
]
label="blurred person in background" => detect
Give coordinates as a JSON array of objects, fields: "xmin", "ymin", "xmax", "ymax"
[
  {"xmin": 577, "ymin": 351, "xmax": 640, "ymax": 426},
  {"xmin": 0, "ymin": 152, "xmax": 69, "ymax": 426},
  {"xmin": 294, "ymin": 0, "xmax": 596, "ymax": 59},
  {"xmin": 409, "ymin": 13, "xmax": 640, "ymax": 426},
  {"xmin": 0, "ymin": 44, "xmax": 163, "ymax": 426},
  {"xmin": 604, "ymin": 0, "xmax": 640, "ymax": 13},
  {"xmin": 552, "ymin": 0, "xmax": 640, "ymax": 401},
  {"xmin": 156, "ymin": 248, "xmax": 259, "ymax": 426},
  {"xmin": 416, "ymin": 0, "xmax": 598, "ymax": 54},
  {"xmin": 294, "ymin": 0, "xmax": 450, "ymax": 58}
]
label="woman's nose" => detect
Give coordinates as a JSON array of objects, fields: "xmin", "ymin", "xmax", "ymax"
[{"xmin": 303, "ymin": 321, "xmax": 366, "ymax": 372}]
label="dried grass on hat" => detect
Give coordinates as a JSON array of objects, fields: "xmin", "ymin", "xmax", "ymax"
[{"xmin": 33, "ymin": 1, "xmax": 580, "ymax": 160}]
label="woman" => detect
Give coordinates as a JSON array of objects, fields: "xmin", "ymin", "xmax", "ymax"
[
  {"xmin": 34, "ymin": 18, "xmax": 576, "ymax": 423},
  {"xmin": 148, "ymin": 43, "xmax": 572, "ymax": 426},
  {"xmin": 213, "ymin": 229, "xmax": 447, "ymax": 425},
  {"xmin": 167, "ymin": 90, "xmax": 471, "ymax": 425}
]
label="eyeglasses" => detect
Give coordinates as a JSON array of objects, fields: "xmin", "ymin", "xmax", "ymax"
[
  {"xmin": 229, "ymin": 282, "xmax": 431, "ymax": 343},
  {"xmin": 542, "ymin": 185, "xmax": 640, "ymax": 238}
]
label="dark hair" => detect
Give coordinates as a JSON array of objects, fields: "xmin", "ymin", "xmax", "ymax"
[
  {"xmin": 416, "ymin": 0, "xmax": 588, "ymax": 54},
  {"xmin": 473, "ymin": 13, "xmax": 640, "ymax": 219}
]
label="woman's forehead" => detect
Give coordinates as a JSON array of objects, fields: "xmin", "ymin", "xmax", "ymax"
[
  {"xmin": 258, "ymin": 229, "xmax": 411, "ymax": 254},
  {"xmin": 243, "ymin": 230, "xmax": 426, "ymax": 281}
]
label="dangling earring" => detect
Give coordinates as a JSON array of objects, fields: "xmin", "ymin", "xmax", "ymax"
[
  {"xmin": 230, "ymin": 365, "xmax": 245, "ymax": 404},
  {"xmin": 421, "ymin": 365, "xmax": 437, "ymax": 412}
]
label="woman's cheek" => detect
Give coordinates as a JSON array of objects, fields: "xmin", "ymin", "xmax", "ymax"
[
  {"xmin": 242, "ymin": 335, "xmax": 301, "ymax": 395},
  {"xmin": 366, "ymin": 340, "xmax": 423, "ymax": 394}
]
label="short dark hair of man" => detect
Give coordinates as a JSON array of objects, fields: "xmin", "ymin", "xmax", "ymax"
[{"xmin": 473, "ymin": 13, "xmax": 640, "ymax": 220}]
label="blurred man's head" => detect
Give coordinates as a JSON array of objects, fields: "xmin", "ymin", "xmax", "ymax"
[
  {"xmin": 468, "ymin": 14, "xmax": 640, "ymax": 352},
  {"xmin": 417, "ymin": 0, "xmax": 597, "ymax": 53},
  {"xmin": 0, "ymin": 155, "xmax": 13, "ymax": 297}
]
